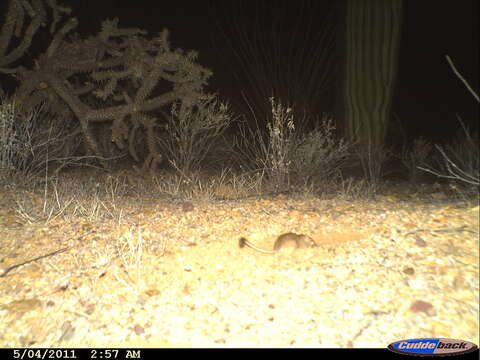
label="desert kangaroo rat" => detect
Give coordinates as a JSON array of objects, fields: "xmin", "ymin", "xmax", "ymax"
[{"xmin": 239, "ymin": 233, "xmax": 317, "ymax": 254}]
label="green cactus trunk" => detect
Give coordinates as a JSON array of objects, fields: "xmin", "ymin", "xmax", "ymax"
[{"xmin": 340, "ymin": 0, "xmax": 403, "ymax": 149}]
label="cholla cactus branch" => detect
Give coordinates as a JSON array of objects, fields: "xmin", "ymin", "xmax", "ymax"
[
  {"xmin": 1, "ymin": 0, "xmax": 212, "ymax": 171},
  {"xmin": 0, "ymin": 0, "xmax": 47, "ymax": 67},
  {"xmin": 45, "ymin": 0, "xmax": 73, "ymax": 33},
  {"xmin": 46, "ymin": 17, "xmax": 78, "ymax": 58}
]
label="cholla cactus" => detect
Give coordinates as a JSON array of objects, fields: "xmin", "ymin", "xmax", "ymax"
[{"xmin": 1, "ymin": 0, "xmax": 212, "ymax": 172}]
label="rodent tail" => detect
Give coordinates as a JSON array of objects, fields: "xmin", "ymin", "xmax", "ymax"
[{"xmin": 238, "ymin": 237, "xmax": 275, "ymax": 254}]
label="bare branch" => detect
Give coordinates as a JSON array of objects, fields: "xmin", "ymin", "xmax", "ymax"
[{"xmin": 445, "ymin": 54, "xmax": 479, "ymax": 103}]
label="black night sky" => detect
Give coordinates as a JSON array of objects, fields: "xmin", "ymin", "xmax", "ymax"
[{"xmin": 4, "ymin": 0, "xmax": 480, "ymax": 143}]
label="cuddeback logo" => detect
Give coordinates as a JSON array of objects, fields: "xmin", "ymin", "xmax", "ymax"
[{"xmin": 388, "ymin": 338, "xmax": 478, "ymax": 356}]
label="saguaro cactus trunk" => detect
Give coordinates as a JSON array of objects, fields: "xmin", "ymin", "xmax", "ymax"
[{"xmin": 339, "ymin": 0, "xmax": 403, "ymax": 149}]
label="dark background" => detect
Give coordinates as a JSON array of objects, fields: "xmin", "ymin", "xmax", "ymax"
[{"xmin": 3, "ymin": 0, "xmax": 479, "ymax": 143}]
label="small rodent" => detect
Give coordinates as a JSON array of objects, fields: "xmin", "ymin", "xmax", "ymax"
[{"xmin": 239, "ymin": 232, "xmax": 317, "ymax": 254}]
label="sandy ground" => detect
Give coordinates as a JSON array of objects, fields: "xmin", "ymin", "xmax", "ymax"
[{"xmin": 0, "ymin": 185, "xmax": 478, "ymax": 347}]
